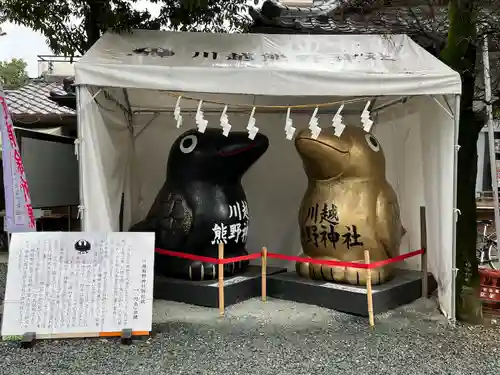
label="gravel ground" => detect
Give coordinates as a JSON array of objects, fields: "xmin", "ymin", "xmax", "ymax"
[{"xmin": 0, "ymin": 263, "xmax": 499, "ymax": 375}]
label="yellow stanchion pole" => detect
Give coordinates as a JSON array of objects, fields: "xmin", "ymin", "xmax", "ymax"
[
  {"xmin": 261, "ymin": 247, "xmax": 267, "ymax": 302},
  {"xmin": 218, "ymin": 243, "xmax": 225, "ymax": 316},
  {"xmin": 364, "ymin": 249, "xmax": 375, "ymax": 328}
]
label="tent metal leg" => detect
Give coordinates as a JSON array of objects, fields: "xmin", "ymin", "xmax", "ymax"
[{"xmin": 76, "ymin": 86, "xmax": 86, "ymax": 231}]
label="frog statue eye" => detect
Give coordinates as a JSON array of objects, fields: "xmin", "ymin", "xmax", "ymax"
[
  {"xmin": 179, "ymin": 134, "xmax": 198, "ymax": 154},
  {"xmin": 365, "ymin": 133, "xmax": 380, "ymax": 152}
]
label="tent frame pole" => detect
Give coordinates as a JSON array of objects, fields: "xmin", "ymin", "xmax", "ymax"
[
  {"xmin": 123, "ymin": 89, "xmax": 134, "ymax": 133},
  {"xmin": 122, "ymin": 88, "xmax": 134, "ymax": 233},
  {"xmin": 442, "ymin": 96, "xmax": 454, "ymax": 116},
  {"xmin": 371, "ymin": 96, "xmax": 408, "ymax": 113},
  {"xmin": 76, "ymin": 86, "xmax": 86, "ymax": 231},
  {"xmin": 430, "ymin": 95, "xmax": 454, "ymax": 118}
]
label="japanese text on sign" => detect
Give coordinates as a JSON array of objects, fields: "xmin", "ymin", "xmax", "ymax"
[
  {"xmin": 129, "ymin": 48, "xmax": 397, "ymax": 64},
  {"xmin": 191, "ymin": 51, "xmax": 396, "ymax": 63},
  {"xmin": 1, "ymin": 232, "xmax": 155, "ymax": 339},
  {"xmin": 303, "ymin": 203, "xmax": 364, "ymax": 249}
]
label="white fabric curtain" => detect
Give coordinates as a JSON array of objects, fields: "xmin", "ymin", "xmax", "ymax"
[
  {"xmin": 419, "ymin": 95, "xmax": 456, "ymax": 319},
  {"xmin": 375, "ymin": 96, "xmax": 456, "ymax": 318},
  {"xmin": 77, "ymin": 86, "xmax": 133, "ymax": 232}
]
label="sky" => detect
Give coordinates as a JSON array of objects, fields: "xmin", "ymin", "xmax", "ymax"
[
  {"xmin": 0, "ymin": 0, "xmax": 264, "ymax": 77},
  {"xmin": 0, "ymin": 0, "xmax": 163, "ymax": 77}
]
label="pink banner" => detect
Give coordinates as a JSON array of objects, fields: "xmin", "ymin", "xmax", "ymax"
[{"xmin": 0, "ymin": 91, "xmax": 36, "ymax": 232}]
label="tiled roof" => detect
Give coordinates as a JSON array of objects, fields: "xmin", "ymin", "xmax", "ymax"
[
  {"xmin": 4, "ymin": 80, "xmax": 75, "ymax": 117},
  {"xmin": 255, "ymin": 0, "xmax": 349, "ymax": 17},
  {"xmin": 249, "ymin": 0, "xmax": 450, "ymax": 48},
  {"xmin": 250, "ymin": 0, "xmax": 499, "ymax": 40},
  {"xmin": 48, "ymin": 77, "xmax": 77, "ymax": 110}
]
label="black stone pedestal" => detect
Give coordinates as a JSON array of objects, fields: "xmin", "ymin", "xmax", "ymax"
[
  {"xmin": 154, "ymin": 266, "xmax": 287, "ymax": 308},
  {"xmin": 267, "ymin": 269, "xmax": 437, "ymax": 316}
]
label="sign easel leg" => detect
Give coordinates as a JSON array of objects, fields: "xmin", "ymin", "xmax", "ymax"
[
  {"xmin": 21, "ymin": 332, "xmax": 36, "ymax": 349},
  {"xmin": 121, "ymin": 328, "xmax": 133, "ymax": 345}
]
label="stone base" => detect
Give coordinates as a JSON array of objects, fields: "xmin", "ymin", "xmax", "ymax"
[
  {"xmin": 154, "ymin": 265, "xmax": 287, "ymax": 308},
  {"xmin": 267, "ymin": 269, "xmax": 437, "ymax": 316}
]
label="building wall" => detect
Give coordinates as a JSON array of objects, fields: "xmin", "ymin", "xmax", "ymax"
[{"xmin": 37, "ymin": 56, "xmax": 78, "ymax": 78}]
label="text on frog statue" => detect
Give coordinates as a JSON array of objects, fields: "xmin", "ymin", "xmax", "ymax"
[
  {"xmin": 303, "ymin": 203, "xmax": 364, "ymax": 249},
  {"xmin": 211, "ymin": 200, "xmax": 249, "ymax": 245},
  {"xmin": 228, "ymin": 201, "xmax": 249, "ymax": 221}
]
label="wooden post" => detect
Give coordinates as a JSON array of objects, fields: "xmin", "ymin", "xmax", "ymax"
[
  {"xmin": 261, "ymin": 247, "xmax": 267, "ymax": 302},
  {"xmin": 364, "ymin": 249, "xmax": 375, "ymax": 328},
  {"xmin": 218, "ymin": 243, "xmax": 225, "ymax": 316},
  {"xmin": 420, "ymin": 206, "xmax": 428, "ymax": 298}
]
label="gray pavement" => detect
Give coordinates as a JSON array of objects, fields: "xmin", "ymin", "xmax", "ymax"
[{"xmin": 0, "ymin": 263, "xmax": 499, "ymax": 375}]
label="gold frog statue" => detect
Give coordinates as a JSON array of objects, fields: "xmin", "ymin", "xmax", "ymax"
[{"xmin": 294, "ymin": 125, "xmax": 405, "ymax": 285}]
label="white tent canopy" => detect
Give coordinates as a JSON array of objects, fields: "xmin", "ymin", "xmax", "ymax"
[
  {"xmin": 75, "ymin": 30, "xmax": 460, "ymax": 96},
  {"xmin": 74, "ymin": 30, "xmax": 461, "ymax": 320}
]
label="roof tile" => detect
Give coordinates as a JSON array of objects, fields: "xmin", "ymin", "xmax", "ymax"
[{"xmin": 4, "ymin": 80, "xmax": 75, "ymax": 117}]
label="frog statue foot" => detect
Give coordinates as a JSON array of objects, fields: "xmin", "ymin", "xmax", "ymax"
[
  {"xmin": 295, "ymin": 253, "xmax": 393, "ymax": 285},
  {"xmin": 152, "ymin": 245, "xmax": 251, "ymax": 281}
]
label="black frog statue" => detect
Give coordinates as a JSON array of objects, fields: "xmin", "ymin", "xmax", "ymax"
[{"xmin": 130, "ymin": 128, "xmax": 269, "ymax": 281}]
